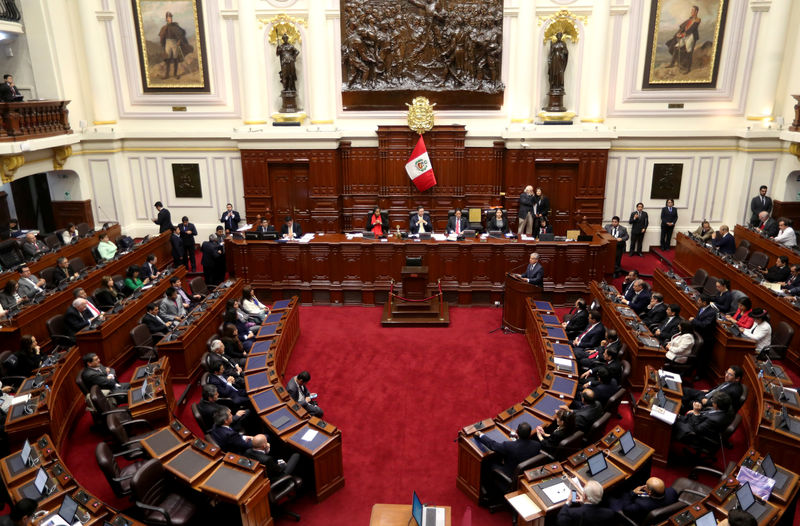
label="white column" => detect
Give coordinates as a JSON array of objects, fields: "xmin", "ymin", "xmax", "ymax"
[
  {"xmin": 745, "ymin": 0, "xmax": 792, "ymax": 120},
  {"xmin": 510, "ymin": 0, "xmax": 535, "ymax": 123},
  {"xmin": 77, "ymin": 0, "xmax": 117, "ymax": 125},
  {"xmin": 239, "ymin": 0, "xmax": 266, "ymax": 124},
  {"xmin": 307, "ymin": 0, "xmax": 333, "ymax": 124},
  {"xmin": 579, "ymin": 0, "xmax": 610, "ymax": 123}
]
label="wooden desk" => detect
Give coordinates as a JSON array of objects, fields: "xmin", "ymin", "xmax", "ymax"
[
  {"xmin": 589, "ymin": 281, "xmax": 664, "ymax": 390},
  {"xmin": 632, "ymin": 369, "xmax": 681, "ymax": 468},
  {"xmin": 156, "ymin": 279, "xmax": 244, "ymax": 381},
  {"xmin": 227, "ymin": 229, "xmax": 612, "ymax": 308},
  {"xmin": 457, "ymin": 422, "xmax": 511, "ymax": 503},
  {"xmin": 734, "ymin": 224, "xmax": 800, "ymax": 267},
  {"xmin": 77, "ymin": 267, "xmax": 186, "ymax": 371},
  {"xmin": 673, "ymin": 232, "xmax": 800, "ymax": 369},
  {"xmin": 196, "ymin": 461, "xmax": 273, "ymax": 526},
  {"xmin": 369, "ymin": 503, "xmax": 451, "ymax": 526},
  {"xmin": 285, "ymin": 419, "xmax": 345, "ymax": 502},
  {"xmin": 653, "ymin": 268, "xmax": 755, "ymax": 382}
]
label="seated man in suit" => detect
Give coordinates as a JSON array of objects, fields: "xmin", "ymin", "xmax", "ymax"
[
  {"xmin": 139, "ymin": 254, "xmax": 160, "ymax": 281},
  {"xmin": 654, "ymin": 304, "xmax": 682, "ymax": 343},
  {"xmin": 476, "ymin": 422, "xmax": 541, "ymax": 500},
  {"xmin": 170, "ymin": 276, "xmax": 202, "ymax": 306},
  {"xmin": 446, "ymin": 209, "xmax": 469, "ymax": 235},
  {"xmin": 761, "ymin": 255, "xmax": 790, "ymax": 283},
  {"xmin": 618, "ymin": 279, "xmax": 650, "ymax": 315},
  {"xmin": 21, "ymin": 232, "xmax": 48, "ymax": 260},
  {"xmin": 567, "ymin": 389, "xmax": 603, "ymax": 433},
  {"xmin": 0, "ymin": 74, "xmax": 23, "ymax": 102},
  {"xmin": 64, "ymin": 298, "xmax": 103, "ymax": 340},
  {"xmin": 755, "ymin": 211, "xmax": 778, "ymax": 238},
  {"xmin": 141, "ymin": 302, "xmax": 173, "ymax": 342},
  {"xmin": 557, "ymin": 480, "xmax": 616, "ymax": 526},
  {"xmin": 571, "ymin": 310, "xmax": 605, "ymax": 360},
  {"xmin": 579, "ymin": 332, "xmax": 622, "ymax": 382},
  {"xmin": 681, "ymin": 365, "xmax": 744, "ymax": 413},
  {"xmin": 673, "ymin": 392, "xmax": 734, "ymax": 448},
  {"xmin": 17, "ymin": 265, "xmax": 46, "ymax": 298},
  {"xmin": 74, "ymin": 287, "xmax": 103, "ymax": 320},
  {"xmin": 207, "ymin": 359, "xmax": 250, "ymax": 408},
  {"xmin": 210, "ymin": 339, "xmax": 245, "ymax": 389},
  {"xmin": 257, "ymin": 217, "xmax": 276, "ymax": 235},
  {"xmin": 513, "ymin": 252, "xmax": 544, "ymax": 286},
  {"xmin": 287, "ymin": 370, "xmax": 324, "ymax": 417},
  {"xmin": 562, "ymin": 298, "xmax": 589, "ymax": 341},
  {"xmin": 609, "ymin": 477, "xmax": 677, "ymax": 523},
  {"xmin": 640, "ymin": 293, "xmax": 667, "ymax": 328},
  {"xmin": 409, "ymin": 206, "xmax": 432, "ymax": 235},
  {"xmin": 80, "ymin": 352, "xmax": 129, "ymax": 394},
  {"xmin": 711, "ymin": 224, "xmax": 735, "ymax": 255},
  {"xmin": 582, "ymin": 366, "xmax": 618, "ymax": 407},
  {"xmin": 280, "ymin": 216, "xmax": 303, "ymax": 239},
  {"xmin": 197, "ymin": 384, "xmax": 251, "ymax": 433},
  {"xmin": 486, "ymin": 208, "xmax": 509, "ymax": 234},
  {"xmin": 620, "ymin": 270, "xmax": 640, "ymax": 300},
  {"xmin": 51, "ymin": 257, "xmax": 79, "ymax": 287},
  {"xmin": 210, "ymin": 407, "xmax": 299, "ymax": 481},
  {"xmin": 158, "ymin": 287, "xmax": 186, "ymax": 323}
]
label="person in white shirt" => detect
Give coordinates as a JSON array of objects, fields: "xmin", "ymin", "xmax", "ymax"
[
  {"xmin": 665, "ymin": 321, "xmax": 695, "ymax": 364},
  {"xmin": 742, "ymin": 308, "xmax": 772, "ymax": 354},
  {"xmin": 773, "ymin": 218, "xmax": 797, "ymax": 248},
  {"xmin": 241, "ymin": 285, "xmax": 268, "ymax": 324},
  {"xmin": 61, "ymin": 223, "xmax": 79, "ymax": 245},
  {"xmin": 97, "ymin": 233, "xmax": 117, "ymax": 261}
]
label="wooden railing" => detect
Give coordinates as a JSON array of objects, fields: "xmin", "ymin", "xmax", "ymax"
[{"xmin": 0, "ymin": 100, "xmax": 72, "ymax": 141}]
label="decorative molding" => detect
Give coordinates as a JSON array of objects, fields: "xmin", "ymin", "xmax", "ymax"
[
  {"xmin": 0, "ymin": 154, "xmax": 24, "ymax": 183},
  {"xmin": 96, "ymin": 10, "xmax": 114, "ymax": 22},
  {"xmin": 53, "ymin": 145, "xmax": 73, "ymax": 170},
  {"xmin": 749, "ymin": 0, "xmax": 771, "ymax": 12}
]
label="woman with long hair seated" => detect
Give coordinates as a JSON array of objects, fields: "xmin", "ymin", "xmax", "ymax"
[
  {"xmin": 665, "ymin": 320, "xmax": 695, "ymax": 365},
  {"xmin": 95, "ymin": 275, "xmax": 120, "ymax": 311},
  {"xmin": 220, "ymin": 323, "xmax": 247, "ymax": 365},
  {"xmin": 223, "ymin": 301, "xmax": 254, "ymax": 351},
  {"xmin": 367, "ymin": 206, "xmax": 386, "ymax": 237},
  {"xmin": 487, "ymin": 208, "xmax": 509, "ymax": 234},
  {"xmin": 241, "ymin": 286, "xmax": 268, "ymax": 324},
  {"xmin": 725, "ymin": 296, "xmax": 754, "ymax": 329},
  {"xmin": 13, "ymin": 334, "xmax": 42, "ymax": 377},
  {"xmin": 123, "ymin": 265, "xmax": 148, "ymax": 294},
  {"xmin": 535, "ymin": 408, "xmax": 576, "ymax": 454},
  {"xmin": 535, "ymin": 217, "xmax": 554, "ymax": 239}
]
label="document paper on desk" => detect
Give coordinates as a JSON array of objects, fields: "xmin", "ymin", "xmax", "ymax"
[
  {"xmin": 542, "ymin": 482, "xmax": 570, "ymax": 503},
  {"xmin": 508, "ymin": 493, "xmax": 541, "ymax": 517},
  {"xmin": 649, "ymin": 404, "xmax": 677, "ymax": 424},
  {"xmin": 300, "ymin": 429, "xmax": 318, "ymax": 442},
  {"xmin": 10, "ymin": 394, "xmax": 30, "ymax": 406},
  {"xmin": 659, "ymin": 370, "xmax": 682, "ymax": 384},
  {"xmin": 553, "ymin": 357, "xmax": 573, "ymax": 368}
]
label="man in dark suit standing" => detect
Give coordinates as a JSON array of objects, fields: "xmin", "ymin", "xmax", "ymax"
[
  {"xmin": 628, "ymin": 202, "xmax": 648, "ymax": 256},
  {"xmin": 750, "ymin": 185, "xmax": 772, "ymax": 227},
  {"xmin": 557, "ymin": 480, "xmax": 616, "ymax": 526},
  {"xmin": 604, "ymin": 216, "xmax": 628, "ymax": 274},
  {"xmin": 170, "ymin": 226, "xmax": 184, "ymax": 267},
  {"xmin": 0, "ymin": 74, "xmax": 22, "ymax": 102},
  {"xmin": 517, "ymin": 185, "xmax": 535, "ymax": 235},
  {"xmin": 201, "ymin": 235, "xmax": 222, "ymax": 286},
  {"xmin": 515, "ymin": 252, "xmax": 544, "ymax": 286},
  {"xmin": 476, "ymin": 422, "xmax": 540, "ymax": 481},
  {"xmin": 654, "ymin": 304, "xmax": 682, "ymax": 343},
  {"xmin": 445, "ymin": 209, "xmax": 468, "ymax": 235},
  {"xmin": 690, "ymin": 294, "xmax": 717, "ymax": 341},
  {"xmin": 280, "ymin": 216, "xmax": 303, "ymax": 239},
  {"xmin": 409, "ymin": 207, "xmax": 432, "ymax": 235},
  {"xmin": 660, "ymin": 199, "xmax": 678, "ymax": 251},
  {"xmin": 152, "ymin": 201, "xmax": 173, "ymax": 233},
  {"xmin": 610, "ymin": 477, "xmax": 678, "ymax": 523},
  {"xmin": 220, "ymin": 203, "xmax": 241, "ymax": 234},
  {"xmin": 178, "ymin": 216, "xmax": 197, "ymax": 271}
]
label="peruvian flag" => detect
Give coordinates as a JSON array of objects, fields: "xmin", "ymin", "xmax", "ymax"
[{"xmin": 405, "ymin": 136, "xmax": 437, "ymax": 192}]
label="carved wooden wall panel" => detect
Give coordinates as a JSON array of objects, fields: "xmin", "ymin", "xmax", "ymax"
[{"xmin": 241, "ymin": 131, "xmax": 608, "ymax": 236}]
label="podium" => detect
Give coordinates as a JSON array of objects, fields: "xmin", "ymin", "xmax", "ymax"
[
  {"xmin": 502, "ymin": 272, "xmax": 549, "ymax": 333},
  {"xmin": 381, "ymin": 264, "xmax": 450, "ymax": 326}
]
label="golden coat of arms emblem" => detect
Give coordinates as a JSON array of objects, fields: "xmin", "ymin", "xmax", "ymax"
[{"xmin": 406, "ymin": 97, "xmax": 436, "ymax": 135}]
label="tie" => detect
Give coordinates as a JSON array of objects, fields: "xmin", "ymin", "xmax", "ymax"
[
  {"xmin": 669, "ymin": 208, "xmax": 672, "ymax": 213},
  {"xmin": 87, "ymin": 302, "xmax": 100, "ymax": 318},
  {"xmin": 456, "ymin": 220, "xmax": 460, "ymax": 235},
  {"xmin": 613, "ymin": 228, "xmax": 618, "ymax": 237},
  {"xmin": 760, "ymin": 222, "xmax": 765, "ymax": 229},
  {"xmin": 762, "ymin": 197, "xmax": 765, "ymax": 206},
  {"xmin": 698, "ymin": 307, "xmax": 705, "ymax": 316},
  {"xmin": 577, "ymin": 325, "xmax": 592, "ymax": 344}
]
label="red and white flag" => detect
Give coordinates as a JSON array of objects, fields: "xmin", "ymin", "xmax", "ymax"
[{"xmin": 405, "ymin": 136, "xmax": 437, "ymax": 192}]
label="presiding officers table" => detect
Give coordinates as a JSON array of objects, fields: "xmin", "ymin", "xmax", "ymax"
[
  {"xmin": 369, "ymin": 503, "xmax": 452, "ymax": 526},
  {"xmin": 226, "ymin": 223, "xmax": 613, "ymax": 308}
]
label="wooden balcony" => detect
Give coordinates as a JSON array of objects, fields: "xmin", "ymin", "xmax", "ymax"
[{"xmin": 0, "ymin": 100, "xmax": 72, "ymax": 142}]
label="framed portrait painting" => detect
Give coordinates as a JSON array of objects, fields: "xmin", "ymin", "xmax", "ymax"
[
  {"xmin": 642, "ymin": 0, "xmax": 728, "ymax": 89},
  {"xmin": 131, "ymin": 0, "xmax": 210, "ymax": 92}
]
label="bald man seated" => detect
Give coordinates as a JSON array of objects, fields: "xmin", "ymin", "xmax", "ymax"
[{"xmin": 609, "ymin": 477, "xmax": 678, "ymax": 523}]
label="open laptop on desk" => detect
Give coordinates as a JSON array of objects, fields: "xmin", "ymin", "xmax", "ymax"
[
  {"xmin": 759, "ymin": 453, "xmax": 789, "ymax": 490},
  {"xmin": 585, "ymin": 452, "xmax": 617, "ymax": 483},
  {"xmin": 779, "ymin": 406, "xmax": 800, "ymax": 434},
  {"xmin": 28, "ymin": 467, "xmax": 57, "ymax": 500},
  {"xmin": 694, "ymin": 510, "xmax": 717, "ymax": 526},
  {"xmin": 40, "ymin": 494, "xmax": 83, "ymax": 526},
  {"xmin": 655, "ymin": 389, "xmax": 678, "ymax": 412},
  {"xmin": 412, "ymin": 491, "xmax": 445, "ymax": 526},
  {"xmin": 733, "ymin": 482, "xmax": 770, "ymax": 522}
]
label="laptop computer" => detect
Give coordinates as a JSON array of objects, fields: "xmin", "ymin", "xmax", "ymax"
[
  {"xmin": 735, "ymin": 482, "xmax": 768, "ymax": 521},
  {"xmin": 33, "ymin": 467, "xmax": 56, "ymax": 499},
  {"xmin": 780, "ymin": 406, "xmax": 800, "ymax": 434},
  {"xmin": 618, "ymin": 430, "xmax": 636, "ymax": 456},
  {"xmin": 760, "ymin": 453, "xmax": 789, "ymax": 489},
  {"xmin": 587, "ymin": 452, "xmax": 607, "ymax": 476},
  {"xmin": 41, "ymin": 494, "xmax": 80, "ymax": 526},
  {"xmin": 412, "ymin": 491, "xmax": 444, "ymax": 526},
  {"xmin": 694, "ymin": 510, "xmax": 717, "ymax": 526}
]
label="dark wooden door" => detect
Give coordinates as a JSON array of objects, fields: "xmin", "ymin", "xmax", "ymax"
[
  {"xmin": 11, "ymin": 173, "xmax": 55, "ymax": 231},
  {"xmin": 269, "ymin": 163, "xmax": 310, "ymax": 228},
  {"xmin": 535, "ymin": 162, "xmax": 579, "ymax": 235}
]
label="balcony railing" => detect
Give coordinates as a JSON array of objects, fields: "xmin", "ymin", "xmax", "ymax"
[
  {"xmin": 0, "ymin": 100, "xmax": 72, "ymax": 141},
  {"xmin": 0, "ymin": 0, "xmax": 20, "ymax": 23}
]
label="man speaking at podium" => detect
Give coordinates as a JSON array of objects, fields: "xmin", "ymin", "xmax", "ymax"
[{"xmin": 513, "ymin": 252, "xmax": 543, "ymax": 286}]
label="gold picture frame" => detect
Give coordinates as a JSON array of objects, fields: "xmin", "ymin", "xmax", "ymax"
[{"xmin": 131, "ymin": 0, "xmax": 210, "ymax": 92}]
